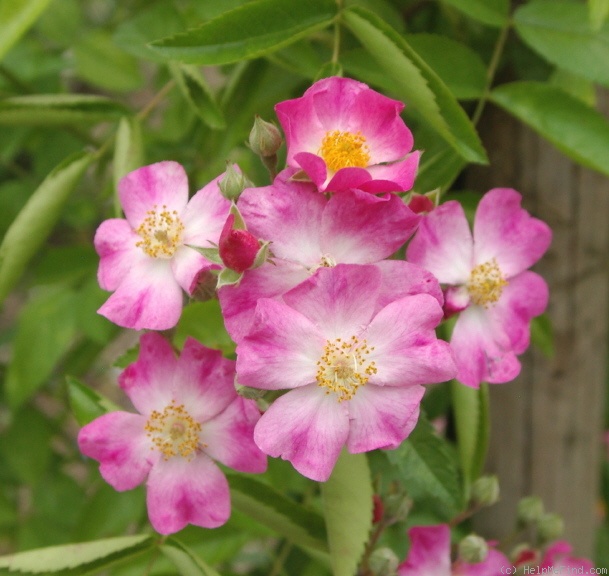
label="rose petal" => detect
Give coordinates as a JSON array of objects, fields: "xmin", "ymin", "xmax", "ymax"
[{"xmin": 398, "ymin": 525, "xmax": 452, "ymax": 576}]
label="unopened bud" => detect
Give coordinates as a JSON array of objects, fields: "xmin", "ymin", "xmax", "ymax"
[
  {"xmin": 471, "ymin": 475, "xmax": 500, "ymax": 507},
  {"xmin": 458, "ymin": 534, "xmax": 488, "ymax": 564},
  {"xmin": 368, "ymin": 547, "xmax": 399, "ymax": 576},
  {"xmin": 517, "ymin": 496, "xmax": 544, "ymax": 526},
  {"xmin": 537, "ymin": 512, "xmax": 564, "ymax": 543},
  {"xmin": 219, "ymin": 163, "xmax": 251, "ymax": 201},
  {"xmin": 219, "ymin": 214, "xmax": 260, "ymax": 273},
  {"xmin": 249, "ymin": 115, "xmax": 282, "ymax": 157},
  {"xmin": 383, "ymin": 490, "xmax": 412, "ymax": 523}
]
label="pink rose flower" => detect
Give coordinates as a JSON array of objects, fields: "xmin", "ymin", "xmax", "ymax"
[
  {"xmin": 235, "ymin": 264, "xmax": 456, "ymax": 481},
  {"xmin": 275, "ymin": 76, "xmax": 419, "ymax": 193},
  {"xmin": 538, "ymin": 541, "xmax": 595, "ymax": 572},
  {"xmin": 219, "ymin": 168, "xmax": 424, "ymax": 342},
  {"xmin": 407, "ymin": 188, "xmax": 551, "ymax": 387},
  {"xmin": 95, "ymin": 161, "xmax": 230, "ymax": 330},
  {"xmin": 78, "ymin": 333, "xmax": 266, "ymax": 534},
  {"xmin": 398, "ymin": 525, "xmax": 510, "ymax": 576}
]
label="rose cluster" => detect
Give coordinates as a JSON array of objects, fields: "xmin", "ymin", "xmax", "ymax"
[{"xmin": 78, "ymin": 77, "xmax": 551, "ymax": 535}]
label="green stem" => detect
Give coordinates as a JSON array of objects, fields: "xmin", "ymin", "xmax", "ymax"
[
  {"xmin": 471, "ymin": 20, "xmax": 511, "ymax": 126},
  {"xmin": 331, "ymin": 0, "xmax": 343, "ymax": 65},
  {"xmin": 268, "ymin": 539, "xmax": 293, "ymax": 576}
]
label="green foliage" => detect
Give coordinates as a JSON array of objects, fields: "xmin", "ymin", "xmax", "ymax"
[
  {"xmin": 320, "ymin": 451, "xmax": 373, "ymax": 576},
  {"xmin": 440, "ymin": 0, "xmax": 509, "ymax": 28},
  {"xmin": 149, "ymin": 0, "xmax": 338, "ymax": 65},
  {"xmin": 385, "ymin": 413, "xmax": 463, "ymax": 520},
  {"xmin": 0, "ymin": 151, "xmax": 93, "ymax": 304},
  {"xmin": 0, "ymin": 0, "xmax": 53, "ymax": 61},
  {"xmin": 161, "ymin": 540, "xmax": 222, "ymax": 576},
  {"xmin": 491, "ymin": 81, "xmax": 609, "ymax": 178},
  {"xmin": 514, "ymin": 1, "xmax": 609, "ymax": 88}
]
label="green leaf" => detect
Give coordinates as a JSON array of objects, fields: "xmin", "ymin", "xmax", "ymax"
[
  {"xmin": 149, "ymin": 0, "xmax": 337, "ymax": 65},
  {"xmin": 385, "ymin": 413, "xmax": 463, "ymax": 520},
  {"xmin": 66, "ymin": 376, "xmax": 121, "ymax": 426},
  {"xmin": 0, "ymin": 95, "xmax": 129, "ymax": 125},
  {"xmin": 343, "ymin": 7, "xmax": 487, "ymax": 164},
  {"xmin": 0, "ymin": 0, "xmax": 53, "ymax": 61},
  {"xmin": 514, "ymin": 0, "xmax": 609, "ymax": 88},
  {"xmin": 73, "ymin": 31, "xmax": 143, "ymax": 92},
  {"xmin": 451, "ymin": 381, "xmax": 490, "ymax": 493},
  {"xmin": 491, "ymin": 81, "xmax": 609, "ymax": 178},
  {"xmin": 161, "ymin": 539, "xmax": 221, "ymax": 576},
  {"xmin": 170, "ymin": 64, "xmax": 226, "ymax": 129},
  {"xmin": 6, "ymin": 288, "xmax": 78, "ymax": 409},
  {"xmin": 405, "ymin": 34, "xmax": 487, "ymax": 100},
  {"xmin": 114, "ymin": 116, "xmax": 144, "ymax": 193},
  {"xmin": 415, "ymin": 147, "xmax": 466, "ymax": 193},
  {"xmin": 0, "ymin": 151, "xmax": 93, "ymax": 304},
  {"xmin": 320, "ymin": 451, "xmax": 372, "ymax": 576},
  {"xmin": 530, "ymin": 313, "xmax": 554, "ymax": 358},
  {"xmin": 0, "ymin": 407, "xmax": 53, "ymax": 485},
  {"xmin": 589, "ymin": 0, "xmax": 609, "ymax": 31},
  {"xmin": 228, "ymin": 474, "xmax": 328, "ymax": 552},
  {"xmin": 440, "ymin": 0, "xmax": 509, "ymax": 27},
  {"xmin": 0, "ymin": 535, "xmax": 154, "ymax": 575}
]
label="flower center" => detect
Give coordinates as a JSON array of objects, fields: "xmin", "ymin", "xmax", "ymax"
[
  {"xmin": 316, "ymin": 336, "xmax": 377, "ymax": 402},
  {"xmin": 145, "ymin": 400, "xmax": 203, "ymax": 461},
  {"xmin": 467, "ymin": 258, "xmax": 508, "ymax": 307},
  {"xmin": 319, "ymin": 130, "xmax": 370, "ymax": 172},
  {"xmin": 135, "ymin": 205, "xmax": 184, "ymax": 258}
]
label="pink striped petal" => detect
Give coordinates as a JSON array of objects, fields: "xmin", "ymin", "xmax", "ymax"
[
  {"xmin": 253, "ymin": 384, "xmax": 350, "ymax": 482},
  {"xmin": 201, "ymin": 396, "xmax": 267, "ymax": 473},
  {"xmin": 173, "ymin": 338, "xmax": 236, "ymax": 422},
  {"xmin": 398, "ymin": 525, "xmax": 452, "ymax": 576},
  {"xmin": 119, "ymin": 332, "xmax": 178, "ymax": 414},
  {"xmin": 407, "ymin": 200, "xmax": 473, "ymax": 285},
  {"xmin": 78, "ymin": 411, "xmax": 154, "ymax": 491},
  {"xmin": 236, "ymin": 298, "xmax": 324, "ymax": 390},
  {"xmin": 321, "ymin": 190, "xmax": 420, "ymax": 263},
  {"xmin": 325, "ymin": 167, "xmax": 372, "ymax": 192},
  {"xmin": 473, "ymin": 188, "xmax": 552, "ymax": 277},
  {"xmin": 119, "ymin": 161, "xmax": 188, "ymax": 229},
  {"xmin": 171, "ymin": 246, "xmax": 216, "ymax": 295},
  {"xmin": 346, "ymin": 384, "xmax": 423, "ymax": 452},
  {"xmin": 361, "ymin": 152, "xmax": 420, "ymax": 193},
  {"xmin": 95, "ymin": 219, "xmax": 144, "ymax": 291},
  {"xmin": 146, "ymin": 455, "xmax": 230, "ymax": 533},
  {"xmin": 97, "ymin": 259, "xmax": 184, "ymax": 330},
  {"xmin": 451, "ymin": 306, "xmax": 521, "ymax": 388}
]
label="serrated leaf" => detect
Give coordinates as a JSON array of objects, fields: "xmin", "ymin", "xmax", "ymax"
[
  {"xmin": 441, "ymin": 0, "xmax": 508, "ymax": 27},
  {"xmin": 228, "ymin": 474, "xmax": 328, "ymax": 552},
  {"xmin": 343, "ymin": 7, "xmax": 487, "ymax": 164},
  {"xmin": 6, "ymin": 288, "xmax": 78, "ymax": 409},
  {"xmin": 0, "ymin": 95, "xmax": 129, "ymax": 125},
  {"xmin": 66, "ymin": 376, "xmax": 121, "ymax": 426},
  {"xmin": 385, "ymin": 413, "xmax": 463, "ymax": 520},
  {"xmin": 589, "ymin": 0, "xmax": 609, "ymax": 31},
  {"xmin": 0, "ymin": 151, "xmax": 93, "ymax": 304},
  {"xmin": 170, "ymin": 64, "xmax": 226, "ymax": 129},
  {"xmin": 514, "ymin": 0, "xmax": 609, "ymax": 87},
  {"xmin": 161, "ymin": 540, "xmax": 221, "ymax": 576},
  {"xmin": 0, "ymin": 535, "xmax": 154, "ymax": 575},
  {"xmin": 451, "ymin": 381, "xmax": 490, "ymax": 493},
  {"xmin": 491, "ymin": 81, "xmax": 609, "ymax": 178},
  {"xmin": 0, "ymin": 0, "xmax": 53, "ymax": 61},
  {"xmin": 149, "ymin": 0, "xmax": 337, "ymax": 65},
  {"xmin": 320, "ymin": 451, "xmax": 372, "ymax": 576}
]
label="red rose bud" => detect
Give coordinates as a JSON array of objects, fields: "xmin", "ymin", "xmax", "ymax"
[{"xmin": 219, "ymin": 214, "xmax": 260, "ymax": 273}]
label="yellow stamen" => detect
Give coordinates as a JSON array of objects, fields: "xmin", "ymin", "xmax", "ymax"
[
  {"xmin": 319, "ymin": 130, "xmax": 370, "ymax": 172},
  {"xmin": 316, "ymin": 335, "xmax": 377, "ymax": 402},
  {"xmin": 145, "ymin": 400, "xmax": 204, "ymax": 461},
  {"xmin": 467, "ymin": 258, "xmax": 508, "ymax": 307},
  {"xmin": 135, "ymin": 204, "xmax": 184, "ymax": 258}
]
